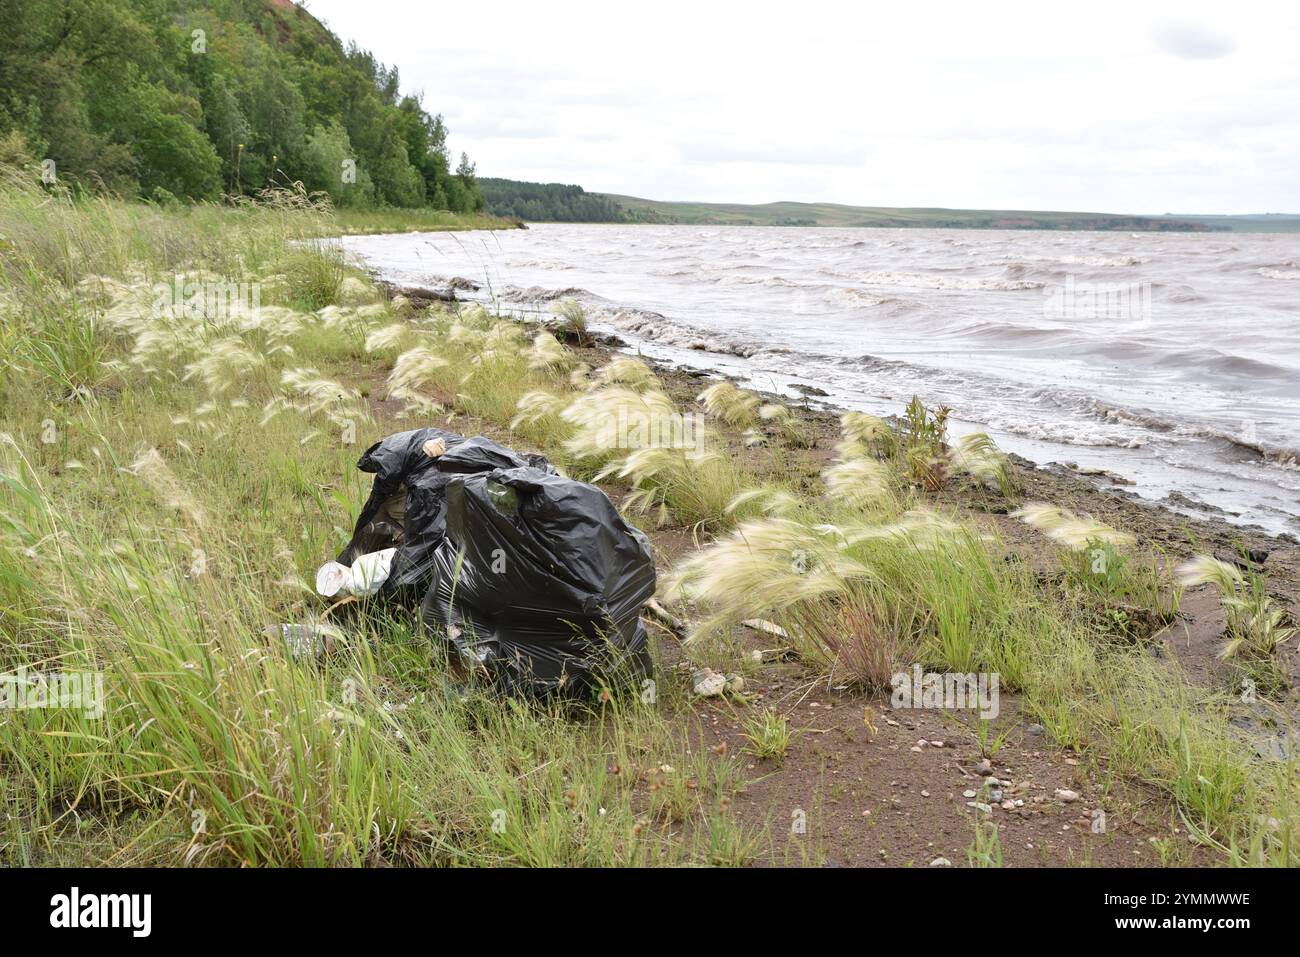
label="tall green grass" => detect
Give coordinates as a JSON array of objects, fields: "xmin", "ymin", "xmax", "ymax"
[{"xmin": 0, "ymin": 171, "xmax": 749, "ymax": 866}]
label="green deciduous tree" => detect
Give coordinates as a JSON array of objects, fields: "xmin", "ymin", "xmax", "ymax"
[{"xmin": 0, "ymin": 0, "xmax": 482, "ymax": 210}]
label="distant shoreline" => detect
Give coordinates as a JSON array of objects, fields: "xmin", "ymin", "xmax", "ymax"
[
  {"xmin": 480, "ymin": 178, "xmax": 1300, "ymax": 232},
  {"xmin": 601, "ymin": 196, "xmax": 1300, "ymax": 232},
  {"xmin": 503, "ymin": 218, "xmax": 1270, "ymax": 232}
]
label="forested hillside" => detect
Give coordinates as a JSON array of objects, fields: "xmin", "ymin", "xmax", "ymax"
[
  {"xmin": 0, "ymin": 0, "xmax": 484, "ymax": 212},
  {"xmin": 480, "ymin": 178, "xmax": 628, "ymax": 222}
]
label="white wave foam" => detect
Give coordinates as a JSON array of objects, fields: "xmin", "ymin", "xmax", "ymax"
[{"xmin": 858, "ymin": 270, "xmax": 1045, "ymax": 291}]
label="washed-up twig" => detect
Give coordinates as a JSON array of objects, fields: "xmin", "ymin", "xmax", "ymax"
[
  {"xmin": 320, "ymin": 596, "xmax": 357, "ymax": 626},
  {"xmin": 644, "ymin": 597, "xmax": 687, "ymax": 638},
  {"xmin": 741, "ymin": 618, "xmax": 791, "ymax": 640},
  {"xmin": 643, "ymin": 617, "xmax": 682, "ymax": 641}
]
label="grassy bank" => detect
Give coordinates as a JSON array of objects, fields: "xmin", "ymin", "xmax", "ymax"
[
  {"xmin": 0, "ymin": 178, "xmax": 736, "ymax": 866},
  {"xmin": 0, "ymin": 174, "xmax": 1296, "ymax": 867}
]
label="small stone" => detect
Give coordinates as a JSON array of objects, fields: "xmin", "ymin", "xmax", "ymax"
[
  {"xmin": 723, "ymin": 673, "xmax": 745, "ymax": 694},
  {"xmin": 1027, "ymin": 724, "xmax": 1045, "ymax": 735},
  {"xmin": 975, "ymin": 759, "xmax": 993, "ymax": 775},
  {"xmin": 929, "ymin": 740, "xmax": 945, "ymax": 748},
  {"xmin": 692, "ymin": 669, "xmax": 726, "ymax": 697},
  {"xmin": 910, "ymin": 746, "xmax": 924, "ymax": 753},
  {"xmin": 963, "ymin": 789, "xmax": 977, "ymax": 798},
  {"xmin": 920, "ymin": 790, "xmax": 930, "ymax": 798},
  {"xmin": 1001, "ymin": 800, "xmax": 1016, "ymax": 810},
  {"xmin": 1055, "ymin": 788, "xmax": 1080, "ymax": 803},
  {"xmin": 929, "ymin": 857, "xmax": 952, "ymax": 867}
]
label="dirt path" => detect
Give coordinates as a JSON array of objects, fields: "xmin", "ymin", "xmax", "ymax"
[{"xmin": 695, "ymin": 682, "xmax": 1206, "ymax": 867}]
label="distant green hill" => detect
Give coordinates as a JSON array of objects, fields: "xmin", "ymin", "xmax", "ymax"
[
  {"xmin": 480, "ymin": 181, "xmax": 1300, "ymax": 232},
  {"xmin": 1169, "ymin": 213, "xmax": 1300, "ymax": 233},
  {"xmin": 600, "ymin": 195, "xmax": 1233, "ymax": 231}
]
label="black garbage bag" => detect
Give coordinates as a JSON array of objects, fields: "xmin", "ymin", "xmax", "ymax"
[
  {"xmin": 421, "ymin": 466, "xmax": 655, "ymax": 696},
  {"xmin": 338, "ymin": 429, "xmax": 554, "ymax": 598}
]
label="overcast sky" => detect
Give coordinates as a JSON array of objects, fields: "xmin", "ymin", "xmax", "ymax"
[{"xmin": 303, "ymin": 0, "xmax": 1300, "ymax": 214}]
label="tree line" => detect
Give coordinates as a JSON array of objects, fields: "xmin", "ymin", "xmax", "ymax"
[
  {"xmin": 0, "ymin": 0, "xmax": 484, "ymax": 212},
  {"xmin": 479, "ymin": 178, "xmax": 633, "ymax": 222}
]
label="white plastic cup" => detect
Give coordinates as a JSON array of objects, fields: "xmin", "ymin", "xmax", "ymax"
[
  {"xmin": 315, "ymin": 561, "xmax": 353, "ymax": 598},
  {"xmin": 348, "ymin": 547, "xmax": 397, "ymax": 597}
]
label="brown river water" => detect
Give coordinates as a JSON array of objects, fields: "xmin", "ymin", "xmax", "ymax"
[{"xmin": 342, "ymin": 224, "xmax": 1300, "ymax": 535}]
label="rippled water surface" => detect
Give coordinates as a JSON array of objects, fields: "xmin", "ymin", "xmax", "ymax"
[{"xmin": 341, "ymin": 224, "xmax": 1300, "ymax": 534}]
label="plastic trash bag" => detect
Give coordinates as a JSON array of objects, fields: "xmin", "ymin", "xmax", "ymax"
[
  {"xmin": 336, "ymin": 426, "xmax": 462, "ymax": 579},
  {"xmin": 338, "ymin": 428, "xmax": 554, "ymax": 598},
  {"xmin": 334, "ymin": 429, "xmax": 653, "ymax": 697},
  {"xmin": 421, "ymin": 466, "xmax": 656, "ymax": 696}
]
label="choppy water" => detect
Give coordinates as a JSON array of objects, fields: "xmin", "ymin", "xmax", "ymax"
[{"xmin": 341, "ymin": 224, "xmax": 1300, "ymax": 535}]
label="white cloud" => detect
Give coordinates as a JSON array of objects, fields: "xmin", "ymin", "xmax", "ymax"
[
  {"xmin": 1152, "ymin": 19, "xmax": 1237, "ymax": 59},
  {"xmin": 303, "ymin": 0, "xmax": 1300, "ymax": 213}
]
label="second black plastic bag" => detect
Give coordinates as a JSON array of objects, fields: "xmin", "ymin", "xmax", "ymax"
[{"xmin": 421, "ymin": 466, "xmax": 656, "ymax": 696}]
